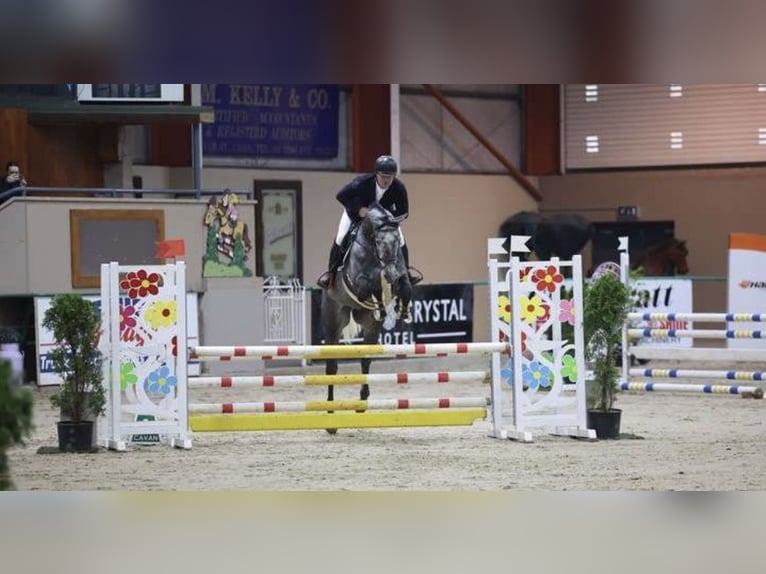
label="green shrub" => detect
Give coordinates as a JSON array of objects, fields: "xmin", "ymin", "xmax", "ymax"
[
  {"xmin": 42, "ymin": 294, "xmax": 105, "ymax": 423},
  {"xmin": 0, "ymin": 360, "xmax": 34, "ymax": 490},
  {"xmin": 583, "ymin": 273, "xmax": 633, "ymax": 412}
]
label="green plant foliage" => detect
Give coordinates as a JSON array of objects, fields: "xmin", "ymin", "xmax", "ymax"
[
  {"xmin": 0, "ymin": 361, "xmax": 34, "ymax": 490},
  {"xmin": 42, "ymin": 294, "xmax": 105, "ymax": 423},
  {"xmin": 583, "ymin": 272, "xmax": 634, "ymax": 412},
  {"xmin": 203, "ymin": 226, "xmax": 220, "ymax": 264}
]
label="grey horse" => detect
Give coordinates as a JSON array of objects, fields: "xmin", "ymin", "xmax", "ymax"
[{"xmin": 320, "ymin": 203, "xmax": 413, "ymax": 428}]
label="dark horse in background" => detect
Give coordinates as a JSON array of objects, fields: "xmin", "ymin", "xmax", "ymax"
[
  {"xmin": 320, "ymin": 203, "xmax": 412, "ymax": 429},
  {"xmin": 631, "ymin": 237, "xmax": 689, "ymax": 276},
  {"xmin": 499, "ymin": 211, "xmax": 595, "ymax": 262}
]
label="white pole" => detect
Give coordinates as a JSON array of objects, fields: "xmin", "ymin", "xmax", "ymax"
[{"xmin": 390, "ymin": 84, "xmax": 401, "ymax": 164}]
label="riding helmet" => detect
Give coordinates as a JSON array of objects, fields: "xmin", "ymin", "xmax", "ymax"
[{"xmin": 374, "ymin": 155, "xmax": 398, "ymax": 175}]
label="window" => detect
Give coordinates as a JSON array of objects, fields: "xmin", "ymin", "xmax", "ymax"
[{"xmin": 564, "ymin": 84, "xmax": 766, "ymax": 169}]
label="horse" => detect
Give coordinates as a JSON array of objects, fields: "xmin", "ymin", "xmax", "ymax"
[
  {"xmin": 320, "ymin": 203, "xmax": 413, "ymax": 430},
  {"xmin": 631, "ymin": 237, "xmax": 689, "ymax": 276},
  {"xmin": 498, "ymin": 211, "xmax": 595, "ymax": 262}
]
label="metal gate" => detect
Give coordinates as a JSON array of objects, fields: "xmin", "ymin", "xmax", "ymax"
[{"xmin": 263, "ymin": 276, "xmax": 306, "ymax": 346}]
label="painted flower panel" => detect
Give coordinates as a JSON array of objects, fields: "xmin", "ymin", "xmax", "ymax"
[
  {"xmin": 533, "ymin": 265, "xmax": 564, "ymax": 294},
  {"xmin": 497, "ymin": 295, "xmax": 511, "ymax": 324},
  {"xmin": 500, "ymin": 359, "xmax": 513, "ymax": 387},
  {"xmin": 520, "ymin": 295, "xmax": 547, "ymax": 325},
  {"xmin": 558, "ymin": 299, "xmax": 575, "ymax": 326},
  {"xmin": 143, "ymin": 366, "xmax": 178, "ymax": 395},
  {"xmin": 561, "ymin": 354, "xmax": 578, "ymax": 382},
  {"xmin": 120, "ymin": 269, "xmax": 161, "ymax": 299},
  {"xmin": 522, "ymin": 361, "xmax": 553, "ymax": 389},
  {"xmin": 120, "ymin": 361, "xmax": 138, "ymax": 391},
  {"xmin": 145, "ymin": 300, "xmax": 178, "ymax": 330}
]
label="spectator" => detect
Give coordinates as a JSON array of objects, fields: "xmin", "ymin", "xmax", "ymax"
[{"xmin": 1, "ymin": 161, "xmax": 27, "ymax": 196}]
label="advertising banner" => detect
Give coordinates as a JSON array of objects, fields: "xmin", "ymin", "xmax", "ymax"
[
  {"xmin": 631, "ymin": 278, "xmax": 694, "ymax": 348},
  {"xmin": 727, "ymin": 233, "xmax": 766, "ymax": 349},
  {"xmin": 202, "ymin": 84, "xmax": 339, "ymax": 158},
  {"xmin": 311, "ymin": 283, "xmax": 473, "ymax": 345}
]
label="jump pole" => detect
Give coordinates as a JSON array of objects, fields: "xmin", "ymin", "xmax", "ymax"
[
  {"xmin": 189, "ymin": 397, "xmax": 490, "ymax": 414},
  {"xmin": 190, "ymin": 342, "xmax": 509, "ymax": 361},
  {"xmin": 629, "ymin": 368, "xmax": 765, "ymax": 381},
  {"xmin": 190, "ymin": 409, "xmax": 488, "ymax": 432},
  {"xmin": 620, "ymin": 382, "xmax": 763, "ymax": 399},
  {"xmin": 188, "ymin": 371, "xmax": 489, "ymax": 387}
]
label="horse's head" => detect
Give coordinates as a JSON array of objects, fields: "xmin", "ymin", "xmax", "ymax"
[
  {"xmin": 203, "ymin": 197, "xmax": 219, "ymax": 226},
  {"xmin": 363, "ymin": 204, "xmax": 407, "ymax": 284},
  {"xmin": 633, "ymin": 237, "xmax": 689, "ymax": 276},
  {"xmin": 670, "ymin": 238, "xmax": 689, "ymax": 275}
]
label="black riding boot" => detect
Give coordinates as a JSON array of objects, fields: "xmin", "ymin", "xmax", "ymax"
[
  {"xmin": 401, "ymin": 244, "xmax": 423, "ymax": 286},
  {"xmin": 317, "ymin": 243, "xmax": 343, "ymax": 289}
]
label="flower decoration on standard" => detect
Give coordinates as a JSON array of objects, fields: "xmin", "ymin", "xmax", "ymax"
[
  {"xmin": 144, "ymin": 366, "xmax": 178, "ymax": 395},
  {"xmin": 558, "ymin": 299, "xmax": 576, "ymax": 326},
  {"xmin": 500, "ymin": 359, "xmax": 513, "ymax": 386},
  {"xmin": 144, "ymin": 300, "xmax": 177, "ymax": 330},
  {"xmin": 120, "ymin": 361, "xmax": 138, "ymax": 391},
  {"xmin": 561, "ymin": 354, "xmax": 578, "ymax": 382},
  {"xmin": 497, "ymin": 295, "xmax": 512, "ymax": 324},
  {"xmin": 532, "ymin": 265, "xmax": 564, "ymax": 294},
  {"xmin": 522, "ymin": 361, "xmax": 553, "ymax": 390},
  {"xmin": 120, "ymin": 269, "xmax": 162, "ymax": 299},
  {"xmin": 520, "ymin": 295, "xmax": 548, "ymax": 325}
]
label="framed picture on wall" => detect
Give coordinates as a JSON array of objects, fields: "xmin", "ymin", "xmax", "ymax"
[
  {"xmin": 254, "ymin": 180, "xmax": 303, "ymax": 282},
  {"xmin": 70, "ymin": 209, "xmax": 165, "ymax": 288}
]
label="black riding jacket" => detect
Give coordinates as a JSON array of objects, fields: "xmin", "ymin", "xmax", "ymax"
[{"xmin": 336, "ymin": 174, "xmax": 409, "ymax": 223}]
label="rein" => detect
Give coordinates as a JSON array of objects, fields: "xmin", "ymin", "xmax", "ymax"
[{"xmin": 339, "ymin": 218, "xmax": 401, "ymax": 315}]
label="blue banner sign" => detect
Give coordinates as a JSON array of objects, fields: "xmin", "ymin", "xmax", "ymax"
[{"xmin": 202, "ymin": 84, "xmax": 339, "ymax": 159}]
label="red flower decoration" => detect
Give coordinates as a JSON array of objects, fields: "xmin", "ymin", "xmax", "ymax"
[
  {"xmin": 120, "ymin": 305, "xmax": 137, "ymax": 331},
  {"xmin": 537, "ymin": 303, "xmax": 551, "ymax": 324},
  {"xmin": 120, "ymin": 269, "xmax": 161, "ymax": 299},
  {"xmin": 532, "ymin": 266, "xmax": 563, "ymax": 294},
  {"xmin": 171, "ymin": 335, "xmax": 178, "ymax": 357},
  {"xmin": 500, "ymin": 330, "xmax": 527, "ymax": 353}
]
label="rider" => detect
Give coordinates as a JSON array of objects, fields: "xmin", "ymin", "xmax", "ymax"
[{"xmin": 317, "ymin": 154, "xmax": 422, "ymax": 289}]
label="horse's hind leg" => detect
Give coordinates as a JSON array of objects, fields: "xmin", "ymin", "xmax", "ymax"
[
  {"xmin": 356, "ymin": 310, "xmax": 380, "ymax": 404},
  {"xmin": 321, "ymin": 295, "xmax": 350, "ymax": 434}
]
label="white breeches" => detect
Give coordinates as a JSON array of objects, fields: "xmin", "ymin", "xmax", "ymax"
[{"xmin": 335, "ymin": 210, "xmax": 405, "ymax": 246}]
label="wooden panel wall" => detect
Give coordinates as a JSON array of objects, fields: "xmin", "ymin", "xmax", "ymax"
[
  {"xmin": 150, "ymin": 123, "xmax": 192, "ymax": 166},
  {"xmin": 0, "ymin": 108, "xmax": 29, "ymax": 174},
  {"xmin": 523, "ymin": 84, "xmax": 560, "ymax": 176},
  {"xmin": 352, "ymin": 84, "xmax": 391, "ymax": 172},
  {"xmin": 27, "ymin": 125, "xmax": 108, "ymax": 188}
]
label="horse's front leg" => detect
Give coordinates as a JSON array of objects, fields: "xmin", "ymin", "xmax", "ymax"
[
  {"xmin": 360, "ymin": 357, "xmax": 371, "ymax": 402},
  {"xmin": 325, "ymin": 358, "xmax": 337, "ymax": 434},
  {"xmin": 395, "ymin": 275, "xmax": 413, "ymax": 322}
]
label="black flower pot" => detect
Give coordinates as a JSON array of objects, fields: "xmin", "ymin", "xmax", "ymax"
[
  {"xmin": 57, "ymin": 420, "xmax": 95, "ymax": 452},
  {"xmin": 587, "ymin": 409, "xmax": 622, "ymax": 439}
]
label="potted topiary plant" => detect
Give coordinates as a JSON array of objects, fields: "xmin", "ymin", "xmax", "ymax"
[
  {"xmin": 583, "ymin": 270, "xmax": 634, "ymax": 438},
  {"xmin": 42, "ymin": 294, "xmax": 105, "ymax": 452}
]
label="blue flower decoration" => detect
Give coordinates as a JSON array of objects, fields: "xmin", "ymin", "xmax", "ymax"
[
  {"xmin": 522, "ymin": 361, "xmax": 552, "ymax": 390},
  {"xmin": 500, "ymin": 360, "xmax": 514, "ymax": 387},
  {"xmin": 143, "ymin": 365, "xmax": 178, "ymax": 395}
]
